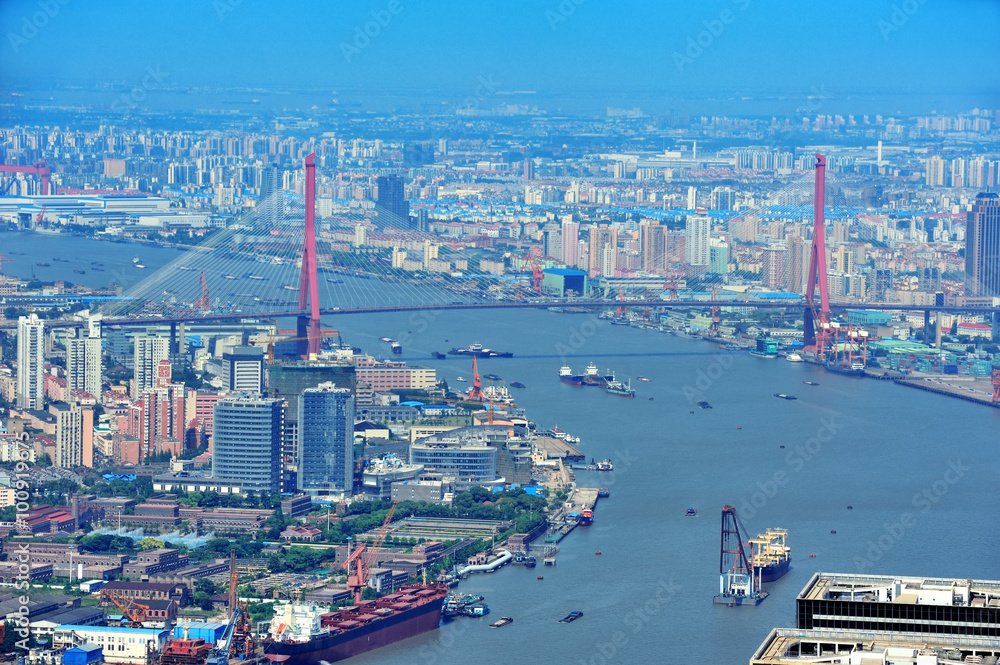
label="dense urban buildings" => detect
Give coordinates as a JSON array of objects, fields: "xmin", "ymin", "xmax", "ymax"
[{"xmin": 211, "ymin": 394, "xmax": 283, "ymax": 493}]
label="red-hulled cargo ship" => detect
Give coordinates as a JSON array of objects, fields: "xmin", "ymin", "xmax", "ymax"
[{"xmin": 263, "ymin": 584, "xmax": 447, "ymax": 665}]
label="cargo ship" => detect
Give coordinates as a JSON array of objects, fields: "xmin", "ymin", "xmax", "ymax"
[
  {"xmin": 262, "ymin": 584, "xmax": 447, "ymax": 665},
  {"xmin": 578, "ymin": 509, "xmax": 593, "ymax": 526},
  {"xmin": 750, "ymin": 528, "xmax": 790, "ymax": 583},
  {"xmin": 448, "ymin": 342, "xmax": 513, "ymax": 358},
  {"xmin": 581, "ymin": 362, "xmax": 606, "ymax": 387},
  {"xmin": 558, "ymin": 365, "xmax": 584, "ymax": 385}
]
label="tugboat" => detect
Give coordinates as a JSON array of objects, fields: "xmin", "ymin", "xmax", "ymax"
[
  {"xmin": 596, "ymin": 459, "xmax": 613, "ymax": 471},
  {"xmin": 431, "ymin": 351, "xmax": 447, "ymax": 359},
  {"xmin": 686, "ymin": 508, "xmax": 697, "ymax": 517},
  {"xmin": 773, "ymin": 393, "xmax": 797, "ymax": 400},
  {"xmin": 605, "ymin": 374, "xmax": 635, "ymax": 397}
]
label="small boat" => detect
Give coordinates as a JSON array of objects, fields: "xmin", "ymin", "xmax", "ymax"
[
  {"xmin": 282, "ymin": 285, "xmax": 298, "ymax": 291},
  {"xmin": 489, "ymin": 616, "xmax": 514, "ymax": 628},
  {"xmin": 810, "ymin": 553, "xmax": 816, "ymax": 558},
  {"xmin": 785, "ymin": 353, "xmax": 803, "ymax": 362},
  {"xmin": 773, "ymin": 393, "xmax": 797, "ymax": 400},
  {"xmin": 36, "ymin": 262, "xmax": 51, "ymax": 267},
  {"xmin": 537, "ymin": 576, "xmax": 544, "ymax": 580},
  {"xmin": 53, "ymin": 258, "xmax": 69, "ymax": 262},
  {"xmin": 390, "ymin": 342, "xmax": 402, "ymax": 354},
  {"xmin": 637, "ymin": 376, "xmax": 651, "ymax": 382},
  {"xmin": 455, "ymin": 377, "xmax": 467, "ymax": 383},
  {"xmin": 830, "ymin": 530, "xmax": 837, "ymax": 534},
  {"xmin": 134, "ymin": 263, "xmax": 146, "ymax": 269},
  {"xmin": 558, "ymin": 611, "xmax": 584, "ymax": 623},
  {"xmin": 597, "ymin": 488, "xmax": 610, "ymax": 498},
  {"xmin": 595, "ymin": 551, "xmax": 601, "ymax": 556},
  {"xmin": 802, "ymin": 381, "xmax": 819, "ymax": 386},
  {"xmin": 379, "ymin": 337, "xmax": 393, "ymax": 342},
  {"xmin": 596, "ymin": 459, "xmax": 613, "ymax": 471},
  {"xmin": 847, "ymin": 506, "xmax": 853, "ymax": 510},
  {"xmin": 685, "ymin": 508, "xmax": 697, "ymax": 517},
  {"xmin": 431, "ymin": 352, "xmax": 447, "ymax": 359},
  {"xmin": 178, "ymin": 265, "xmax": 194, "ymax": 271},
  {"xmin": 510, "ymin": 382, "xmax": 526, "ymax": 389},
  {"xmin": 91, "ymin": 262, "xmax": 103, "ymax": 266},
  {"xmin": 92, "ymin": 267, "xmax": 104, "ymax": 271},
  {"xmin": 223, "ymin": 274, "xmax": 236, "ymax": 280},
  {"xmin": 697, "ymin": 401, "xmax": 712, "ymax": 409},
  {"xmin": 483, "ymin": 373, "xmax": 502, "ymax": 381},
  {"xmin": 132, "ymin": 256, "xmax": 140, "ymax": 264}
]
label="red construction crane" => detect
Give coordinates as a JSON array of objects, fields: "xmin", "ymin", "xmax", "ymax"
[
  {"xmin": 102, "ymin": 589, "xmax": 150, "ymax": 627},
  {"xmin": 341, "ymin": 501, "xmax": 398, "ymax": 604},
  {"xmin": 615, "ymin": 286, "xmax": 628, "ymax": 317},
  {"xmin": 35, "ymin": 206, "xmax": 46, "ymax": 224},
  {"xmin": 0, "ymin": 254, "xmax": 14, "ymax": 274},
  {"xmin": 0, "ymin": 162, "xmax": 51, "ymax": 195},
  {"xmin": 468, "ymin": 356, "xmax": 483, "ymax": 401}
]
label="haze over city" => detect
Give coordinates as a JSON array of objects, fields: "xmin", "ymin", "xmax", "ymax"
[{"xmin": 0, "ymin": 2, "xmax": 998, "ymax": 665}]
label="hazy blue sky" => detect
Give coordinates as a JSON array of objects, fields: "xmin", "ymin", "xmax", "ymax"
[{"xmin": 2, "ymin": 0, "xmax": 999, "ymax": 111}]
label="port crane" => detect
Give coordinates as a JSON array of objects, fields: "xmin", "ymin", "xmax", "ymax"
[
  {"xmin": 0, "ymin": 161, "xmax": 51, "ymax": 195},
  {"xmin": 468, "ymin": 356, "xmax": 484, "ymax": 401},
  {"xmin": 102, "ymin": 589, "xmax": 150, "ymax": 628},
  {"xmin": 207, "ymin": 552, "xmax": 255, "ymax": 665},
  {"xmin": 341, "ymin": 501, "xmax": 398, "ymax": 603}
]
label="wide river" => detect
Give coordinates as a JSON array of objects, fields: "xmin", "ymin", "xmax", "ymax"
[{"xmin": 4, "ymin": 232, "xmax": 999, "ymax": 664}]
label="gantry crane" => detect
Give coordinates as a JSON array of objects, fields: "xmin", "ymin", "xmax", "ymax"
[
  {"xmin": 341, "ymin": 501, "xmax": 398, "ymax": 603},
  {"xmin": 102, "ymin": 589, "xmax": 150, "ymax": 627},
  {"xmin": 0, "ymin": 161, "xmax": 51, "ymax": 195}
]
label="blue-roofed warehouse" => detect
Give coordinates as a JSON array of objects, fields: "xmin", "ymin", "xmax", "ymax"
[
  {"xmin": 542, "ymin": 268, "xmax": 587, "ymax": 297},
  {"xmin": 63, "ymin": 644, "xmax": 102, "ymax": 665}
]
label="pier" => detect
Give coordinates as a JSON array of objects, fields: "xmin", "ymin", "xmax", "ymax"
[{"xmin": 545, "ymin": 487, "xmax": 602, "ymax": 544}]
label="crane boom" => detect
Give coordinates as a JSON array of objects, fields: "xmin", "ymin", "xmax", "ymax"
[{"xmin": 102, "ymin": 589, "xmax": 149, "ymax": 627}]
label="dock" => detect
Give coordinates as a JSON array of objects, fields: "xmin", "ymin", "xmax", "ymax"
[{"xmin": 545, "ymin": 487, "xmax": 602, "ymax": 545}]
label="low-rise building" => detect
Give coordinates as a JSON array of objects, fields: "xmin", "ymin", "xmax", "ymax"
[{"xmin": 52, "ymin": 625, "xmax": 169, "ymax": 664}]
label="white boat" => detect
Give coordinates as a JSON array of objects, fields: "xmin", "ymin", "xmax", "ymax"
[
  {"xmin": 786, "ymin": 353, "xmax": 803, "ymax": 363},
  {"xmin": 134, "ymin": 263, "xmax": 146, "ymax": 269},
  {"xmin": 455, "ymin": 377, "xmax": 467, "ymax": 382},
  {"xmin": 132, "ymin": 256, "xmax": 140, "ymax": 264}
]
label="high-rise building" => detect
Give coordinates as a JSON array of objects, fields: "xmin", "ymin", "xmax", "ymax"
[
  {"xmin": 133, "ymin": 336, "xmax": 169, "ymax": 399},
  {"xmin": 685, "ymin": 215, "xmax": 710, "ymax": 267},
  {"xmin": 16, "ymin": 314, "xmax": 44, "ymax": 410},
  {"xmin": 873, "ymin": 269, "xmax": 893, "ymax": 301},
  {"xmin": 297, "ymin": 383, "xmax": 355, "ymax": 495},
  {"xmin": 66, "ymin": 327, "xmax": 102, "ymax": 402},
  {"xmin": 562, "ymin": 221, "xmax": 579, "ymax": 266},
  {"xmin": 587, "ymin": 227, "xmax": 619, "ymax": 276},
  {"xmin": 762, "ymin": 245, "xmax": 788, "ymax": 290},
  {"xmin": 523, "ymin": 159, "xmax": 534, "ymax": 182},
  {"xmin": 787, "ymin": 235, "xmax": 809, "ymax": 295},
  {"xmin": 221, "ymin": 345, "xmax": 264, "ymax": 394},
  {"xmin": 375, "ymin": 174, "xmax": 409, "ymax": 228},
  {"xmin": 542, "ymin": 223, "xmax": 562, "ymax": 260},
  {"xmin": 965, "ymin": 192, "xmax": 1000, "ymax": 297},
  {"xmin": 51, "ymin": 401, "xmax": 93, "ymax": 469},
  {"xmin": 710, "ymin": 187, "xmax": 734, "ymax": 211},
  {"xmin": 950, "ymin": 157, "xmax": 966, "ymax": 188},
  {"xmin": 925, "ymin": 155, "xmax": 945, "ymax": 186},
  {"xmin": 641, "ymin": 223, "xmax": 668, "ymax": 274},
  {"xmin": 129, "ymin": 360, "xmax": 188, "ymax": 462},
  {"xmin": 212, "ymin": 394, "xmax": 283, "ymax": 494},
  {"xmin": 709, "ymin": 239, "xmax": 729, "ymax": 275},
  {"xmin": 687, "ymin": 186, "xmax": 697, "ymax": 210}
]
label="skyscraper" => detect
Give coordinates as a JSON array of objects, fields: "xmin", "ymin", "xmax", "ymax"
[
  {"xmin": 133, "ymin": 336, "xmax": 169, "ymax": 399},
  {"xmin": 762, "ymin": 245, "xmax": 788, "ymax": 290},
  {"xmin": 212, "ymin": 394, "xmax": 283, "ymax": 494},
  {"xmin": 16, "ymin": 314, "xmax": 44, "ymax": 410},
  {"xmin": 258, "ymin": 163, "xmax": 281, "ymax": 226},
  {"xmin": 542, "ymin": 223, "xmax": 562, "ymax": 260},
  {"xmin": 685, "ymin": 215, "xmax": 711, "ymax": 267},
  {"xmin": 965, "ymin": 192, "xmax": 1000, "ymax": 297},
  {"xmin": 66, "ymin": 327, "xmax": 102, "ymax": 402},
  {"xmin": 297, "ymin": 383, "xmax": 355, "ymax": 495},
  {"xmin": 375, "ymin": 174, "xmax": 409, "ymax": 228},
  {"xmin": 221, "ymin": 345, "xmax": 265, "ymax": 393}
]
